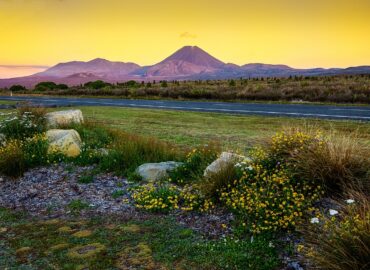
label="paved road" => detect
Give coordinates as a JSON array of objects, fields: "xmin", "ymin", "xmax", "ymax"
[{"xmin": 1, "ymin": 95, "xmax": 370, "ymax": 121}]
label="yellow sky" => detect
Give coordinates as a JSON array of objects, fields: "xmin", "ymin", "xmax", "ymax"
[{"xmin": 0, "ymin": 0, "xmax": 369, "ymax": 73}]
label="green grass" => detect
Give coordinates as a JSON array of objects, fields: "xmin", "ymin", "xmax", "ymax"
[
  {"xmin": 74, "ymin": 106, "xmax": 370, "ymax": 150},
  {"xmin": 0, "ymin": 208, "xmax": 280, "ymax": 270}
]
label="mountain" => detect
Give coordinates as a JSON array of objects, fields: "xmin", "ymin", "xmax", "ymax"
[
  {"xmin": 138, "ymin": 46, "xmax": 225, "ymax": 77},
  {"xmin": 0, "ymin": 46, "xmax": 369, "ymax": 88},
  {"xmin": 36, "ymin": 58, "xmax": 140, "ymax": 79}
]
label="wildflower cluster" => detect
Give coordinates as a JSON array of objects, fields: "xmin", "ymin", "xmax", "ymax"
[
  {"xmin": 131, "ymin": 183, "xmax": 214, "ymax": 213},
  {"xmin": 132, "ymin": 183, "xmax": 180, "ymax": 212},
  {"xmin": 0, "ymin": 133, "xmax": 49, "ymax": 176},
  {"xmin": 220, "ymin": 149, "xmax": 322, "ymax": 234},
  {"xmin": 270, "ymin": 130, "xmax": 323, "ymax": 160},
  {"xmin": 0, "ymin": 111, "xmax": 45, "ymax": 140}
]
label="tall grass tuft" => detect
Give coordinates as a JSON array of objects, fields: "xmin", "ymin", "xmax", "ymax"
[
  {"xmin": 300, "ymin": 191, "xmax": 370, "ymax": 270},
  {"xmin": 199, "ymin": 162, "xmax": 239, "ymax": 200},
  {"xmin": 289, "ymin": 129, "xmax": 370, "ymax": 195},
  {"xmin": 99, "ymin": 129, "xmax": 184, "ymax": 176}
]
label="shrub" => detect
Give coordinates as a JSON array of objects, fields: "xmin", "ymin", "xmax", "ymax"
[
  {"xmin": 0, "ymin": 139, "xmax": 25, "ymax": 177},
  {"xmin": 84, "ymin": 80, "xmax": 112, "ymax": 89},
  {"xmin": 199, "ymin": 161, "xmax": 239, "ymax": 200},
  {"xmin": 169, "ymin": 144, "xmax": 219, "ymax": 185},
  {"xmin": 0, "ymin": 107, "xmax": 46, "ymax": 140},
  {"xmin": 35, "ymin": 81, "xmax": 58, "ymax": 91},
  {"xmin": 9, "ymin": 85, "xmax": 26, "ymax": 92},
  {"xmin": 300, "ymin": 192, "xmax": 370, "ymax": 270},
  {"xmin": 132, "ymin": 183, "xmax": 180, "ymax": 213},
  {"xmin": 0, "ymin": 133, "xmax": 48, "ymax": 177},
  {"xmin": 219, "ymin": 160, "xmax": 322, "ymax": 234},
  {"xmin": 132, "ymin": 183, "xmax": 214, "ymax": 213},
  {"xmin": 23, "ymin": 133, "xmax": 49, "ymax": 168}
]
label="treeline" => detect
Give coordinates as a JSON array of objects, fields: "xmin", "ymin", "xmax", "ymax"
[{"xmin": 3, "ymin": 74, "xmax": 370, "ymax": 103}]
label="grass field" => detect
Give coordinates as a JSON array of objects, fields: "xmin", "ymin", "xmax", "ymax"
[
  {"xmin": 1, "ymin": 102, "xmax": 369, "ymax": 149},
  {"xmin": 76, "ymin": 106, "xmax": 370, "ymax": 149}
]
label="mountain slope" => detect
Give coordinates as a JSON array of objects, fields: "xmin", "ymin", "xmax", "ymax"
[
  {"xmin": 36, "ymin": 58, "xmax": 141, "ymax": 79},
  {"xmin": 142, "ymin": 46, "xmax": 225, "ymax": 77}
]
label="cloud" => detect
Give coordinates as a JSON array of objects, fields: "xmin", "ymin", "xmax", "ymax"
[{"xmin": 180, "ymin": 32, "xmax": 198, "ymax": 39}]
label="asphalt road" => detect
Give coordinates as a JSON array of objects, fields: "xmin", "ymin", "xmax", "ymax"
[{"xmin": 1, "ymin": 95, "xmax": 370, "ymax": 121}]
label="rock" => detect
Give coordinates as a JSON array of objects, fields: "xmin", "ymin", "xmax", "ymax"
[
  {"xmin": 46, "ymin": 129, "xmax": 82, "ymax": 157},
  {"xmin": 45, "ymin": 109, "xmax": 84, "ymax": 127},
  {"xmin": 136, "ymin": 161, "xmax": 183, "ymax": 182},
  {"xmin": 204, "ymin": 152, "xmax": 245, "ymax": 177}
]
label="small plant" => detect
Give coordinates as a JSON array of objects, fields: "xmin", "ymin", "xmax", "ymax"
[
  {"xmin": 199, "ymin": 161, "xmax": 239, "ymax": 200},
  {"xmin": 0, "ymin": 133, "xmax": 49, "ymax": 177},
  {"xmin": 67, "ymin": 199, "xmax": 90, "ymax": 214},
  {"xmin": 78, "ymin": 174, "xmax": 94, "ymax": 184},
  {"xmin": 127, "ymin": 172, "xmax": 143, "ymax": 182},
  {"xmin": 132, "ymin": 183, "xmax": 179, "ymax": 213},
  {"xmin": 132, "ymin": 183, "xmax": 214, "ymax": 213},
  {"xmin": 0, "ymin": 139, "xmax": 24, "ymax": 177},
  {"xmin": 169, "ymin": 144, "xmax": 219, "ymax": 185},
  {"xmin": 112, "ymin": 190, "xmax": 125, "ymax": 199}
]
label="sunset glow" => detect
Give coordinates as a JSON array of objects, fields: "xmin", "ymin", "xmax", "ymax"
[{"xmin": 0, "ymin": 0, "xmax": 369, "ymax": 73}]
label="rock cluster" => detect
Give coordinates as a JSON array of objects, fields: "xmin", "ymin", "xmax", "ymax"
[{"xmin": 44, "ymin": 109, "xmax": 84, "ymax": 157}]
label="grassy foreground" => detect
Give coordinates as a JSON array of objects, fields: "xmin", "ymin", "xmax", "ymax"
[
  {"xmin": 0, "ymin": 208, "xmax": 280, "ymax": 270},
  {"xmin": 0, "ymin": 104, "xmax": 369, "ymax": 270},
  {"xmin": 76, "ymin": 106, "xmax": 370, "ymax": 149}
]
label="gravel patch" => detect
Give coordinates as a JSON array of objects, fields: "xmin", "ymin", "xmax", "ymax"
[
  {"xmin": 0, "ymin": 164, "xmax": 234, "ymax": 238},
  {"xmin": 0, "ymin": 164, "xmax": 134, "ymax": 217}
]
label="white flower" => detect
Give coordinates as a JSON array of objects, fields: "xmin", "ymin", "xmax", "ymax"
[
  {"xmin": 310, "ymin": 217, "xmax": 319, "ymax": 224},
  {"xmin": 345, "ymin": 199, "xmax": 355, "ymax": 204},
  {"xmin": 329, "ymin": 209, "xmax": 338, "ymax": 216},
  {"xmin": 247, "ymin": 165, "xmax": 253, "ymax": 171}
]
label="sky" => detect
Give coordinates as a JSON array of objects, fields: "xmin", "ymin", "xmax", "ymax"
[{"xmin": 0, "ymin": 0, "xmax": 369, "ymax": 78}]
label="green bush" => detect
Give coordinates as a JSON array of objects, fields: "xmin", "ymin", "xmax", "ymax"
[
  {"xmin": 169, "ymin": 144, "xmax": 219, "ymax": 185},
  {"xmin": 84, "ymin": 80, "xmax": 112, "ymax": 89},
  {"xmin": 0, "ymin": 134, "xmax": 49, "ymax": 177},
  {"xmin": 9, "ymin": 85, "xmax": 26, "ymax": 92},
  {"xmin": 0, "ymin": 107, "xmax": 46, "ymax": 140},
  {"xmin": 34, "ymin": 81, "xmax": 58, "ymax": 91}
]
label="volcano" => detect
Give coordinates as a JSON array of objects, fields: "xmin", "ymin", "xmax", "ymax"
[{"xmin": 142, "ymin": 46, "xmax": 226, "ymax": 77}]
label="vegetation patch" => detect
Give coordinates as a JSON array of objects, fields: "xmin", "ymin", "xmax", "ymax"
[{"xmin": 67, "ymin": 243, "xmax": 106, "ymax": 259}]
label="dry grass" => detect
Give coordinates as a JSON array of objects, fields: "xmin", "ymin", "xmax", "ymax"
[
  {"xmin": 290, "ymin": 128, "xmax": 370, "ymax": 195},
  {"xmin": 301, "ymin": 191, "xmax": 370, "ymax": 270},
  {"xmin": 199, "ymin": 162, "xmax": 239, "ymax": 200}
]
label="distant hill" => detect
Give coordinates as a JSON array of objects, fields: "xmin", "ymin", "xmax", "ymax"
[{"xmin": 0, "ymin": 46, "xmax": 369, "ymax": 88}]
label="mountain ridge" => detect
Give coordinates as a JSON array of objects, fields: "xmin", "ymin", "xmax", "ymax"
[{"xmin": 0, "ymin": 46, "xmax": 369, "ymax": 88}]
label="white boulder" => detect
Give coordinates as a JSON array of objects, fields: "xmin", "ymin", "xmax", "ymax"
[
  {"xmin": 46, "ymin": 129, "xmax": 82, "ymax": 157},
  {"xmin": 45, "ymin": 109, "xmax": 84, "ymax": 127},
  {"xmin": 204, "ymin": 152, "xmax": 245, "ymax": 177},
  {"xmin": 136, "ymin": 161, "xmax": 183, "ymax": 182}
]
